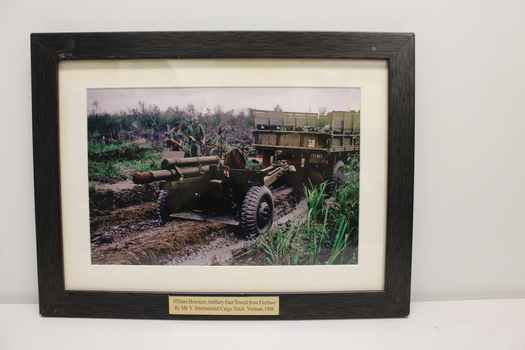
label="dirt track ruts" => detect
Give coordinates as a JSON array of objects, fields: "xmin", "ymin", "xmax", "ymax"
[{"xmin": 90, "ymin": 183, "xmax": 304, "ymax": 265}]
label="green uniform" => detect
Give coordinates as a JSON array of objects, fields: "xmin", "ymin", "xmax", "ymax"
[
  {"xmin": 210, "ymin": 147, "xmax": 222, "ymax": 157},
  {"xmin": 187, "ymin": 124, "xmax": 205, "ymax": 156},
  {"xmin": 168, "ymin": 128, "xmax": 184, "ymax": 151}
]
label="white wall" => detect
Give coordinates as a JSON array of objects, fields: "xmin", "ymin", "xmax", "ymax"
[{"xmin": 1, "ymin": 0, "xmax": 524, "ymax": 304}]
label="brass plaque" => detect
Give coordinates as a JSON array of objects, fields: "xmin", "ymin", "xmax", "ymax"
[{"xmin": 169, "ymin": 296, "xmax": 279, "ymax": 316}]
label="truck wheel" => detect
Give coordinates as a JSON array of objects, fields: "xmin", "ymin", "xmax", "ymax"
[
  {"xmin": 157, "ymin": 190, "xmax": 172, "ymax": 224},
  {"xmin": 241, "ymin": 186, "xmax": 274, "ymax": 236},
  {"xmin": 329, "ymin": 160, "xmax": 346, "ymax": 191}
]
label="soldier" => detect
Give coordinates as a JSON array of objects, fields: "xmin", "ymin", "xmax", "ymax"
[
  {"xmin": 210, "ymin": 143, "xmax": 223, "ymax": 158},
  {"xmin": 168, "ymin": 122, "xmax": 184, "ymax": 151},
  {"xmin": 187, "ymin": 119, "xmax": 205, "ymax": 157}
]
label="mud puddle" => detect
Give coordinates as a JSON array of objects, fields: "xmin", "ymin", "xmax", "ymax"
[{"xmin": 169, "ymin": 236, "xmax": 249, "ymax": 266}]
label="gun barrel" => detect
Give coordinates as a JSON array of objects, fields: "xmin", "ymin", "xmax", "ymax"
[
  {"xmin": 132, "ymin": 169, "xmax": 177, "ymax": 184},
  {"xmin": 178, "ymin": 165, "xmax": 212, "ymax": 178},
  {"xmin": 132, "ymin": 165, "xmax": 215, "ymax": 184},
  {"xmin": 162, "ymin": 156, "xmax": 219, "ymax": 169}
]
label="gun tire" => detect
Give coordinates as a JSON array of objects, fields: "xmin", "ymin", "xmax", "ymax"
[
  {"xmin": 157, "ymin": 190, "xmax": 172, "ymax": 224},
  {"xmin": 241, "ymin": 186, "xmax": 274, "ymax": 236}
]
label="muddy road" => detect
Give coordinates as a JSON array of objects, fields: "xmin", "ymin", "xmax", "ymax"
[{"xmin": 90, "ymin": 183, "xmax": 305, "ymax": 266}]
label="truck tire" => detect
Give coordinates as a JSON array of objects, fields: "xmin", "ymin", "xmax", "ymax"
[
  {"xmin": 241, "ymin": 186, "xmax": 274, "ymax": 236},
  {"xmin": 157, "ymin": 190, "xmax": 172, "ymax": 224},
  {"xmin": 329, "ymin": 160, "xmax": 346, "ymax": 191}
]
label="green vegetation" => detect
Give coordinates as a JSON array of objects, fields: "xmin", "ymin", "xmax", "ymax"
[
  {"xmin": 246, "ymin": 178, "xmax": 359, "ymax": 265},
  {"xmin": 88, "ymin": 183, "xmax": 100, "ymax": 196},
  {"xmin": 314, "ymin": 120, "xmax": 328, "ymax": 128},
  {"xmin": 88, "ymin": 139, "xmax": 161, "ymax": 182}
]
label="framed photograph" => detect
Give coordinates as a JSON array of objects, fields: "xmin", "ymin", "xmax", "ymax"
[{"xmin": 32, "ymin": 31, "xmax": 414, "ymax": 319}]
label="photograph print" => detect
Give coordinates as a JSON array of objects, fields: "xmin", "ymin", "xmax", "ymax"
[{"xmin": 88, "ymin": 87, "xmax": 360, "ymax": 266}]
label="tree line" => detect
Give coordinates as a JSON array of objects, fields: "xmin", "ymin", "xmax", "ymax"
[{"xmin": 88, "ymin": 101, "xmax": 253, "ymax": 140}]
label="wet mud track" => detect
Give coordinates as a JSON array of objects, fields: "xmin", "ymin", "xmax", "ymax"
[{"xmin": 90, "ymin": 184, "xmax": 304, "ymax": 265}]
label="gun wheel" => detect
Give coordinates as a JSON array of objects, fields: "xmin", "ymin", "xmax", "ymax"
[
  {"xmin": 241, "ymin": 186, "xmax": 274, "ymax": 236},
  {"xmin": 157, "ymin": 190, "xmax": 172, "ymax": 224}
]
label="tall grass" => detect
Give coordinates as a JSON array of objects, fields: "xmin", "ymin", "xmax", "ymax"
[
  {"xmin": 255, "ymin": 225, "xmax": 302, "ymax": 265},
  {"xmin": 247, "ymin": 176, "xmax": 359, "ymax": 265}
]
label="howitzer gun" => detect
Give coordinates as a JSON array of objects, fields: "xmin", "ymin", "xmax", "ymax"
[{"xmin": 132, "ymin": 148, "xmax": 296, "ymax": 236}]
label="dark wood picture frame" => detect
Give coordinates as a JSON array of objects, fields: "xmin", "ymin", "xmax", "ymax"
[{"xmin": 31, "ymin": 31, "xmax": 415, "ymax": 320}]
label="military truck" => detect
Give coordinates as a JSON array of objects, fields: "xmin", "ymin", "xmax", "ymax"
[{"xmin": 250, "ymin": 109, "xmax": 360, "ymax": 189}]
